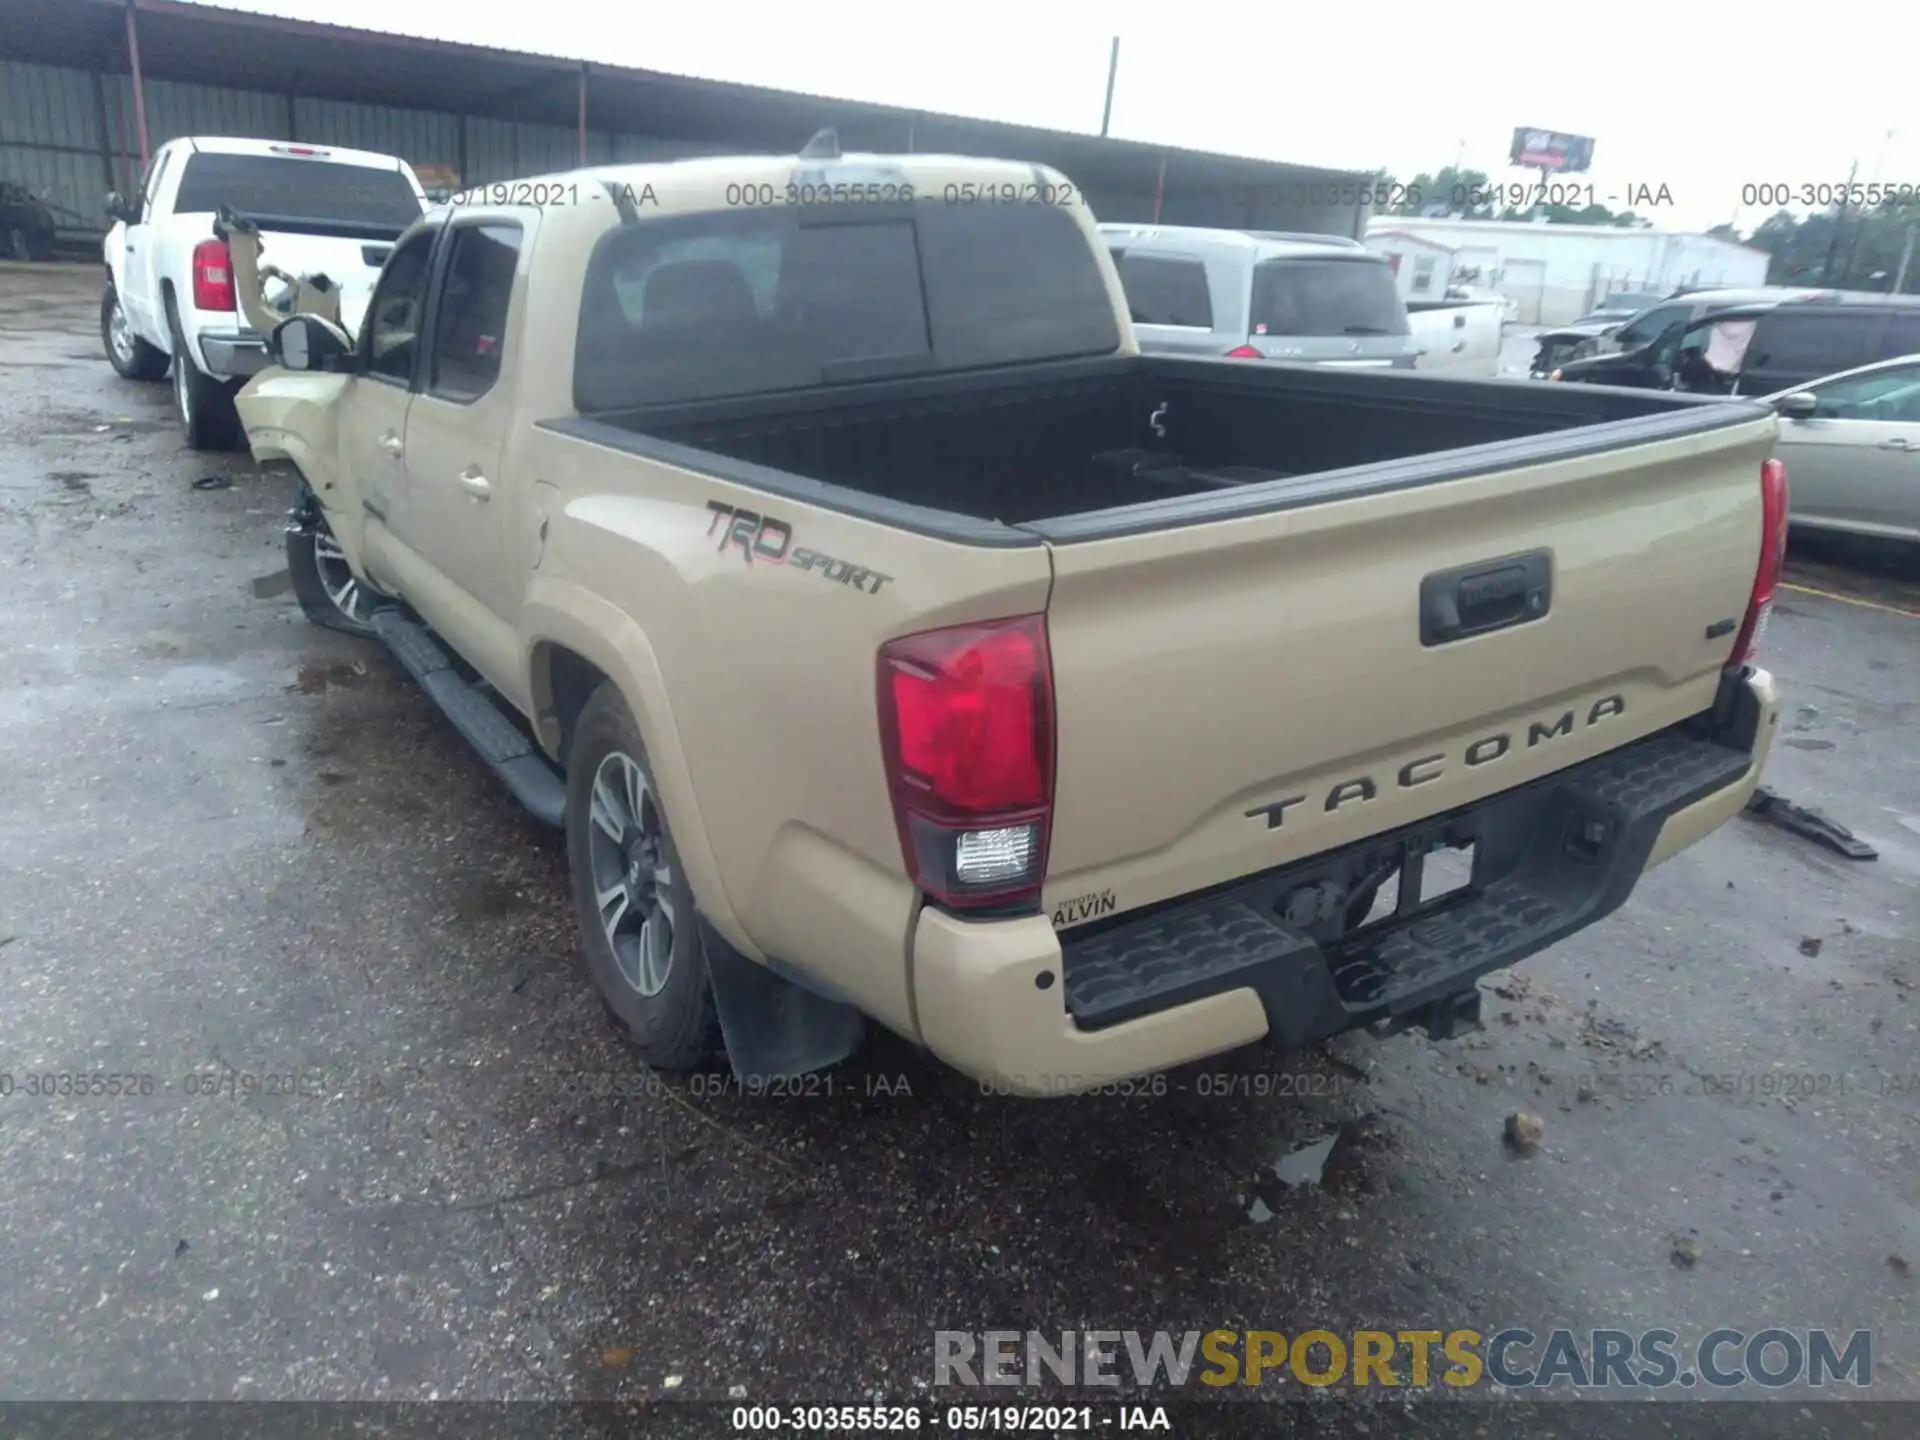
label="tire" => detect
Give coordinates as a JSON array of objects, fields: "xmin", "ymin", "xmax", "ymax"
[
  {"xmin": 565, "ymin": 685, "xmax": 720, "ymax": 1072},
  {"xmin": 167, "ymin": 303, "xmax": 242, "ymax": 451},
  {"xmin": 287, "ymin": 507, "xmax": 383, "ymax": 637},
  {"xmin": 101, "ymin": 284, "xmax": 169, "ymax": 381}
]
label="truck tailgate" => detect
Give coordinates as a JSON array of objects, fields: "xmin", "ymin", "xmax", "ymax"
[{"xmin": 1038, "ymin": 414, "xmax": 1777, "ymax": 923}]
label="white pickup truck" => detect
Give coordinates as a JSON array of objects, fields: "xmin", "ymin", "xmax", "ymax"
[
  {"xmin": 100, "ymin": 136, "xmax": 428, "ymax": 449},
  {"xmin": 1405, "ymin": 295, "xmax": 1507, "ymax": 377}
]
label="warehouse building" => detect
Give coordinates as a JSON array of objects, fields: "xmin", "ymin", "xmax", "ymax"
[
  {"xmin": 1, "ymin": 0, "xmax": 1376, "ymax": 251},
  {"xmin": 1365, "ymin": 217, "xmax": 1770, "ymax": 326}
]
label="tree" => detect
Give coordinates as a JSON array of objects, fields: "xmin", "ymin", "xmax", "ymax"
[{"xmin": 1738, "ymin": 199, "xmax": 1920, "ymax": 290}]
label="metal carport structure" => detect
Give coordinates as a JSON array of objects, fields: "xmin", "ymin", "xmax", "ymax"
[{"xmin": 0, "ymin": 0, "xmax": 1375, "ymax": 246}]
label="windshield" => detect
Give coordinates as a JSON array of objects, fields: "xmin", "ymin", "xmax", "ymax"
[
  {"xmin": 172, "ymin": 153, "xmax": 423, "ymax": 226},
  {"xmin": 1248, "ymin": 257, "xmax": 1409, "ymax": 338},
  {"xmin": 574, "ymin": 200, "xmax": 1122, "ymax": 412},
  {"xmin": 1610, "ymin": 303, "xmax": 1695, "ymax": 350}
]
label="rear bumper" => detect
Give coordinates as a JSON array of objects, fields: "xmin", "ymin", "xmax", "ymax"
[
  {"xmin": 198, "ymin": 332, "xmax": 268, "ymax": 378},
  {"xmin": 913, "ymin": 668, "xmax": 1778, "ymax": 1096}
]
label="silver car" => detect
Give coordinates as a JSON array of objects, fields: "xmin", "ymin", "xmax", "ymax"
[
  {"xmin": 1097, "ymin": 224, "xmax": 1419, "ymax": 369},
  {"xmin": 1769, "ymin": 353, "xmax": 1920, "ymax": 544}
]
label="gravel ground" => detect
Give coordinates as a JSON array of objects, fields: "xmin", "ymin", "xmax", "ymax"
[{"xmin": 0, "ymin": 261, "xmax": 1915, "ymax": 1436}]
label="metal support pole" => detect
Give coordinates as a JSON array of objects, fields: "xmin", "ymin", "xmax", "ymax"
[
  {"xmin": 124, "ymin": 0, "xmax": 150, "ymax": 167},
  {"xmin": 90, "ymin": 68, "xmax": 118, "ymax": 194},
  {"xmin": 1099, "ymin": 38, "xmax": 1119, "ymax": 138},
  {"xmin": 1894, "ymin": 223, "xmax": 1916, "ymax": 293},
  {"xmin": 1819, "ymin": 158, "xmax": 1858, "ymax": 283},
  {"xmin": 285, "ymin": 92, "xmax": 297, "ymax": 142},
  {"xmin": 1151, "ymin": 154, "xmax": 1166, "ymax": 223},
  {"xmin": 577, "ymin": 63, "xmax": 588, "ymax": 166}
]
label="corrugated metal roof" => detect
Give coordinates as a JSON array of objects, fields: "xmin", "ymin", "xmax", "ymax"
[
  {"xmin": 2, "ymin": 0, "xmax": 1375, "ymax": 239},
  {"xmin": 0, "ymin": 0, "xmax": 1370, "ymax": 185}
]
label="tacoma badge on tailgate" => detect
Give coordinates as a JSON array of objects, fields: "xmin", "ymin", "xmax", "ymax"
[{"xmin": 1245, "ymin": 692, "xmax": 1626, "ymax": 830}]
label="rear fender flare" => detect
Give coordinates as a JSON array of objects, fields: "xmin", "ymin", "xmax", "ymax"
[{"xmin": 521, "ymin": 578, "xmax": 758, "ymax": 961}]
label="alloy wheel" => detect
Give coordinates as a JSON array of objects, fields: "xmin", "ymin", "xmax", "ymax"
[{"xmin": 585, "ymin": 751, "xmax": 676, "ymax": 997}]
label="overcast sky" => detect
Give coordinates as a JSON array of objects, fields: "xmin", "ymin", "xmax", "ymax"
[{"xmin": 209, "ymin": 0, "xmax": 1915, "ymax": 235}]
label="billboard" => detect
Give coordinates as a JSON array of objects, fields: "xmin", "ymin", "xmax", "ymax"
[{"xmin": 1510, "ymin": 129, "xmax": 1595, "ymax": 173}]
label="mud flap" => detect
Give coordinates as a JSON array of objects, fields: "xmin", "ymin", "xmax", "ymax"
[{"xmin": 699, "ymin": 918, "xmax": 866, "ymax": 1080}]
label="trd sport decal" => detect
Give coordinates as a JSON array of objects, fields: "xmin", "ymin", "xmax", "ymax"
[{"xmin": 704, "ymin": 500, "xmax": 894, "ymax": 596}]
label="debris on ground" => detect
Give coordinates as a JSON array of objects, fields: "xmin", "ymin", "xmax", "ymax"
[
  {"xmin": 1503, "ymin": 1111, "xmax": 1545, "ymax": 1153},
  {"xmin": 1576, "ymin": 1083, "xmax": 1598, "ymax": 1104},
  {"xmin": 1743, "ymin": 786, "xmax": 1878, "ymax": 861},
  {"xmin": 251, "ymin": 568, "xmax": 294, "ymax": 598},
  {"xmin": 1492, "ymin": 973, "xmax": 1532, "ymax": 1001},
  {"xmin": 1579, "ymin": 1013, "xmax": 1639, "ymax": 1053},
  {"xmin": 1671, "ymin": 1232, "xmax": 1702, "ymax": 1269},
  {"xmin": 192, "ymin": 475, "xmax": 232, "ymax": 491},
  {"xmin": 1272, "ymin": 1133, "xmax": 1339, "ymax": 1188},
  {"xmin": 1891, "ymin": 1254, "xmax": 1911, "ymax": 1277},
  {"xmin": 1799, "ymin": 936, "xmax": 1824, "ymax": 957}
]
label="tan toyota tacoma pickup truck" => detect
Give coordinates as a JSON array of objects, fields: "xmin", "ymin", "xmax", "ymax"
[{"xmin": 235, "ymin": 137, "xmax": 1786, "ymax": 1095}]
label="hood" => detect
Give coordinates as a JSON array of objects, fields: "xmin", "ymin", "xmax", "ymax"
[{"xmin": 1540, "ymin": 319, "xmax": 1623, "ymax": 343}]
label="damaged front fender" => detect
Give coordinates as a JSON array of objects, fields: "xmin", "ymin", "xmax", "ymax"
[{"xmin": 236, "ymin": 369, "xmax": 370, "ymax": 578}]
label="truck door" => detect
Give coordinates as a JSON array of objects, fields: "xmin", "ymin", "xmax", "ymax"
[
  {"xmin": 396, "ymin": 214, "xmax": 527, "ymax": 696},
  {"xmin": 338, "ymin": 224, "xmax": 437, "ymax": 592},
  {"xmin": 122, "ymin": 146, "xmax": 173, "ymax": 342}
]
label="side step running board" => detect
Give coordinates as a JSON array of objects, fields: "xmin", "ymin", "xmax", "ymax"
[{"xmin": 368, "ymin": 607, "xmax": 566, "ymax": 827}]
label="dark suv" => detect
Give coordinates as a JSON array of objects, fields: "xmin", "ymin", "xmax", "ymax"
[
  {"xmin": 1, "ymin": 181, "xmax": 58, "ymax": 261},
  {"xmin": 1550, "ymin": 292, "xmax": 1920, "ymax": 394}
]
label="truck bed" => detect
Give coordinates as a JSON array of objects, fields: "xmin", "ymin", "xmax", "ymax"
[{"xmin": 557, "ymin": 355, "xmax": 1762, "ymax": 535}]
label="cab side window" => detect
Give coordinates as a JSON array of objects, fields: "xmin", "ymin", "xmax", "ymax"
[
  {"xmin": 1810, "ymin": 362, "xmax": 1920, "ymax": 421},
  {"xmin": 1745, "ymin": 312, "xmax": 1874, "ymax": 382},
  {"xmin": 364, "ymin": 228, "xmax": 437, "ymax": 385},
  {"xmin": 1112, "ymin": 252, "xmax": 1214, "ymax": 328},
  {"xmin": 1612, "ymin": 304, "xmax": 1689, "ymax": 350},
  {"xmin": 139, "ymin": 149, "xmax": 172, "ymax": 222},
  {"xmin": 429, "ymin": 222, "xmax": 523, "ymax": 403}
]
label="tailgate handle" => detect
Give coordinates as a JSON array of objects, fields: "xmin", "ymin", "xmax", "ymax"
[{"xmin": 1420, "ymin": 550, "xmax": 1551, "ymax": 647}]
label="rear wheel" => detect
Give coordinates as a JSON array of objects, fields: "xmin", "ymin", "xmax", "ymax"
[
  {"xmin": 565, "ymin": 685, "xmax": 720, "ymax": 1072},
  {"xmin": 167, "ymin": 305, "xmax": 242, "ymax": 451},
  {"xmin": 101, "ymin": 284, "xmax": 169, "ymax": 381}
]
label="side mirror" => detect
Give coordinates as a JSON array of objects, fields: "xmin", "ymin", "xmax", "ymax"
[
  {"xmin": 1775, "ymin": 391, "xmax": 1818, "ymax": 420},
  {"xmin": 267, "ymin": 313, "xmax": 353, "ymax": 373},
  {"xmin": 105, "ymin": 191, "xmax": 137, "ymax": 224}
]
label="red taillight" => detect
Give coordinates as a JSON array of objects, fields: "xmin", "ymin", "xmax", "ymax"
[
  {"xmin": 191, "ymin": 238, "xmax": 235, "ymax": 312},
  {"xmin": 1728, "ymin": 457, "xmax": 1789, "ymax": 669},
  {"xmin": 1225, "ymin": 345, "xmax": 1263, "ymax": 358},
  {"xmin": 269, "ymin": 144, "xmax": 329, "ymax": 157},
  {"xmin": 877, "ymin": 615, "xmax": 1055, "ymax": 910}
]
